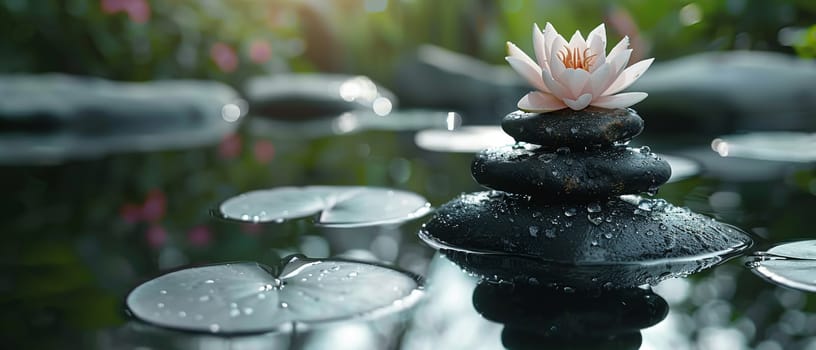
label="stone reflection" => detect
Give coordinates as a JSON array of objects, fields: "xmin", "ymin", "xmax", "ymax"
[{"xmin": 472, "ymin": 282, "xmax": 668, "ymax": 350}]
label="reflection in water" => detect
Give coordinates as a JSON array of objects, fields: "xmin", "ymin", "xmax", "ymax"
[
  {"xmin": 107, "ymin": 318, "xmax": 406, "ymax": 350},
  {"xmin": 403, "ymin": 253, "xmax": 671, "ymax": 350},
  {"xmin": 473, "ymin": 282, "xmax": 668, "ymax": 350}
]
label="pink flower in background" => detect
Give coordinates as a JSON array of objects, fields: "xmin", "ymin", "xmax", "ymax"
[
  {"xmin": 253, "ymin": 140, "xmax": 275, "ymax": 164},
  {"xmin": 119, "ymin": 188, "xmax": 166, "ymax": 224},
  {"xmin": 120, "ymin": 203, "xmax": 143, "ymax": 224},
  {"xmin": 604, "ymin": 7, "xmax": 648, "ymax": 63},
  {"xmin": 218, "ymin": 133, "xmax": 242, "ymax": 159},
  {"xmin": 506, "ymin": 22, "xmax": 653, "ymax": 112},
  {"xmin": 101, "ymin": 0, "xmax": 150, "ymax": 23},
  {"xmin": 249, "ymin": 40, "xmax": 273, "ymax": 64},
  {"xmin": 145, "ymin": 225, "xmax": 167, "ymax": 248},
  {"xmin": 141, "ymin": 189, "xmax": 166, "ymax": 222},
  {"xmin": 211, "ymin": 42, "xmax": 239, "ymax": 73},
  {"xmin": 187, "ymin": 226, "xmax": 213, "ymax": 247}
]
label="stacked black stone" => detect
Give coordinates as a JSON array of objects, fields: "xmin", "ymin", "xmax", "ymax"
[
  {"xmin": 420, "ymin": 107, "xmax": 752, "ymax": 289},
  {"xmin": 474, "ymin": 108, "xmax": 668, "ymax": 201}
]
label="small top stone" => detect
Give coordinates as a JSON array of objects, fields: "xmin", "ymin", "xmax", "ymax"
[{"xmin": 502, "ymin": 107, "xmax": 643, "ymax": 149}]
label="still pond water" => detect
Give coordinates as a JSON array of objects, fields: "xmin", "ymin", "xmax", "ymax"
[{"xmin": 2, "ymin": 112, "xmax": 816, "ymax": 350}]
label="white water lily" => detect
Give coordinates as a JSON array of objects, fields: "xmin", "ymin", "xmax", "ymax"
[{"xmin": 507, "ymin": 22, "xmax": 653, "ymax": 112}]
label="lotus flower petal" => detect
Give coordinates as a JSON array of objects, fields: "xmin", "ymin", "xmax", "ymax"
[
  {"xmin": 563, "ymin": 93, "xmax": 593, "ymax": 110},
  {"xmin": 603, "ymin": 58, "xmax": 655, "ymax": 96},
  {"xmin": 532, "ymin": 23, "xmax": 548, "ymax": 68},
  {"xmin": 506, "ymin": 43, "xmax": 550, "ymax": 93},
  {"xmin": 590, "ymin": 92, "xmax": 648, "ymax": 109},
  {"xmin": 507, "ymin": 22, "xmax": 651, "ymax": 112},
  {"xmin": 518, "ymin": 91, "xmax": 567, "ymax": 112},
  {"xmin": 567, "ymin": 30, "xmax": 587, "ymax": 52},
  {"xmin": 561, "ymin": 68, "xmax": 591, "ymax": 98}
]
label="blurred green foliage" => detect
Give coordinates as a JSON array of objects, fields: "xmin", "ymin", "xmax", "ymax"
[
  {"xmin": 794, "ymin": 24, "xmax": 816, "ymax": 57},
  {"xmin": 1, "ymin": 0, "xmax": 813, "ymax": 87}
]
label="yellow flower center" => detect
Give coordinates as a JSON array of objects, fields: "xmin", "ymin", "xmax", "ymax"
[{"xmin": 557, "ymin": 47, "xmax": 596, "ymax": 71}]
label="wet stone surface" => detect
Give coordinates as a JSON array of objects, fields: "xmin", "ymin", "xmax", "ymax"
[
  {"xmin": 472, "ymin": 144, "xmax": 671, "ymax": 200},
  {"xmin": 420, "ymin": 191, "xmax": 752, "ymax": 264},
  {"xmin": 501, "ymin": 108, "xmax": 643, "ymax": 149}
]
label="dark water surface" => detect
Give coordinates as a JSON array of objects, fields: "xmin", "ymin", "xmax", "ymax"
[{"xmin": 2, "ymin": 122, "xmax": 816, "ymax": 350}]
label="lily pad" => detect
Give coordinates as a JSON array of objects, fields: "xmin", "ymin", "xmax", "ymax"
[
  {"xmin": 0, "ymin": 74, "xmax": 242, "ymax": 165},
  {"xmin": 126, "ymin": 255, "xmax": 424, "ymax": 334},
  {"xmin": 711, "ymin": 132, "xmax": 816, "ymax": 163},
  {"xmin": 661, "ymin": 154, "xmax": 701, "ymax": 183},
  {"xmin": 748, "ymin": 240, "xmax": 816, "ymax": 292},
  {"xmin": 249, "ymin": 109, "xmax": 457, "ymax": 139},
  {"xmin": 216, "ymin": 186, "xmax": 431, "ymax": 227},
  {"xmin": 414, "ymin": 126, "xmax": 516, "ymax": 153}
]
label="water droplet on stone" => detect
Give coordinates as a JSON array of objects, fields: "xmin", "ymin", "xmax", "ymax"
[
  {"xmin": 563, "ymin": 286, "xmax": 575, "ymax": 293},
  {"xmin": 347, "ymin": 272, "xmax": 358, "ymax": 278},
  {"xmin": 209, "ymin": 324, "xmax": 220, "ymax": 333},
  {"xmin": 587, "ymin": 202, "xmax": 602, "ymax": 213},
  {"xmin": 591, "ymin": 240, "xmax": 599, "ymax": 246},
  {"xmin": 159, "ymin": 290, "xmax": 167, "ymax": 294},
  {"xmin": 587, "ymin": 213, "xmax": 603, "ymax": 226},
  {"xmin": 279, "ymin": 302, "xmax": 289, "ymax": 309},
  {"xmin": 570, "ymin": 126, "xmax": 579, "ymax": 134},
  {"xmin": 529, "ymin": 226, "xmax": 539, "ymax": 237},
  {"xmin": 230, "ymin": 309, "xmax": 241, "ymax": 317},
  {"xmin": 603, "ymin": 233, "xmax": 613, "ymax": 239},
  {"xmin": 564, "ymin": 208, "xmax": 577, "ymax": 217},
  {"xmin": 244, "ymin": 308, "xmax": 253, "ymax": 315},
  {"xmin": 178, "ymin": 311, "xmax": 187, "ymax": 317},
  {"xmin": 538, "ymin": 153, "xmax": 556, "ymax": 163},
  {"xmin": 205, "ymin": 279, "xmax": 215, "ymax": 284},
  {"xmin": 640, "ymin": 146, "xmax": 651, "ymax": 154},
  {"xmin": 637, "ymin": 201, "xmax": 652, "ymax": 211},
  {"xmin": 199, "ymin": 295, "xmax": 210, "ymax": 302},
  {"xmin": 659, "ymin": 223, "xmax": 668, "ymax": 231}
]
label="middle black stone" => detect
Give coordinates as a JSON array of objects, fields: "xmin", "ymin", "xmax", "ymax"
[{"xmin": 472, "ymin": 143, "xmax": 671, "ymax": 200}]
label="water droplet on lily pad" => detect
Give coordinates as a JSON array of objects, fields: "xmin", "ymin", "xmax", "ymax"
[
  {"xmin": 126, "ymin": 255, "xmax": 423, "ymax": 334},
  {"xmin": 217, "ymin": 186, "xmax": 431, "ymax": 227}
]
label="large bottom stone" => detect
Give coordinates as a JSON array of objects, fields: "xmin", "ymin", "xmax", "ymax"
[{"xmin": 419, "ymin": 191, "xmax": 752, "ymax": 288}]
